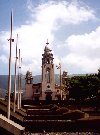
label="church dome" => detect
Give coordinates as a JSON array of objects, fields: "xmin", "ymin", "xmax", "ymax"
[{"xmin": 44, "ymin": 46, "xmax": 51, "ymax": 54}]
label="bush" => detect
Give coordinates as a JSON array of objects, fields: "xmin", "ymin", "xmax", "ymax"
[
  {"xmin": 50, "ymin": 104, "xmax": 58, "ymax": 111},
  {"xmin": 56, "ymin": 107, "xmax": 69, "ymax": 114},
  {"xmin": 63, "ymin": 109, "xmax": 85, "ymax": 120}
]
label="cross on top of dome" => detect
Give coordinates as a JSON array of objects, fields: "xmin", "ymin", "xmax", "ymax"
[
  {"xmin": 44, "ymin": 39, "xmax": 52, "ymax": 53},
  {"xmin": 46, "ymin": 39, "xmax": 49, "ymax": 46}
]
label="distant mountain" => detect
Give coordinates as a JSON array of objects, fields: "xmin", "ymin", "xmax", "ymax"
[
  {"xmin": 0, "ymin": 75, "xmax": 25, "ymax": 91},
  {"xmin": 0, "ymin": 74, "xmax": 60, "ymax": 91},
  {"xmin": 0, "ymin": 88, "xmax": 6, "ymax": 98},
  {"xmin": 0, "ymin": 74, "xmax": 86, "ymax": 98},
  {"xmin": 0, "ymin": 75, "xmax": 8, "ymax": 90},
  {"xmin": 0, "ymin": 74, "xmax": 60, "ymax": 98},
  {"xmin": 0, "ymin": 74, "xmax": 62, "ymax": 90}
]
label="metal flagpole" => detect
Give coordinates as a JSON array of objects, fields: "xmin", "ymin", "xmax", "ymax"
[
  {"xmin": 59, "ymin": 63, "xmax": 62, "ymax": 100},
  {"xmin": 17, "ymin": 49, "xmax": 20, "ymax": 109},
  {"xmin": 17, "ymin": 65, "xmax": 20, "ymax": 109},
  {"xmin": 19, "ymin": 49, "xmax": 21, "ymax": 108},
  {"xmin": 19, "ymin": 58, "xmax": 22, "ymax": 108},
  {"xmin": 13, "ymin": 34, "xmax": 18, "ymax": 112},
  {"xmin": 56, "ymin": 63, "xmax": 62, "ymax": 100},
  {"xmin": 7, "ymin": 9, "xmax": 14, "ymax": 119}
]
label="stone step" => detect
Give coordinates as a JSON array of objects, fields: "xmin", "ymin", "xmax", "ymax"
[
  {"xmin": 25, "ymin": 115, "xmax": 65, "ymax": 120},
  {"xmin": 0, "ymin": 114, "xmax": 25, "ymax": 135}
]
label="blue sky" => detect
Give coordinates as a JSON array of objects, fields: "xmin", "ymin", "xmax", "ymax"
[{"xmin": 0, "ymin": 0, "xmax": 100, "ymax": 75}]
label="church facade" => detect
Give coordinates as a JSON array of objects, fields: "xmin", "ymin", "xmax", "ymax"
[{"xmin": 25, "ymin": 41, "xmax": 69, "ymax": 101}]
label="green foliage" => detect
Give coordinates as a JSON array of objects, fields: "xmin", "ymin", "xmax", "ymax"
[
  {"xmin": 63, "ymin": 110, "xmax": 85, "ymax": 120},
  {"xmin": 68, "ymin": 72, "xmax": 100, "ymax": 100}
]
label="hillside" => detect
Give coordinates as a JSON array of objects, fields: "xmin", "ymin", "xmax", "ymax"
[
  {"xmin": 0, "ymin": 74, "xmax": 61, "ymax": 89},
  {"xmin": 0, "ymin": 74, "xmax": 61, "ymax": 98},
  {"xmin": 0, "ymin": 73, "xmax": 89, "ymax": 99}
]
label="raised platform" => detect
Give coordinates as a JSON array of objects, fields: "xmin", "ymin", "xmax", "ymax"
[
  {"xmin": 0, "ymin": 99, "xmax": 100, "ymax": 133},
  {"xmin": 0, "ymin": 114, "xmax": 25, "ymax": 135}
]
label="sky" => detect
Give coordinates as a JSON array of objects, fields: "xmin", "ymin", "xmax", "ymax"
[{"xmin": 0, "ymin": 0, "xmax": 100, "ymax": 75}]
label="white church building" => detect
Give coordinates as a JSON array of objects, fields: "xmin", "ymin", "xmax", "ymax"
[{"xmin": 24, "ymin": 41, "xmax": 69, "ymax": 101}]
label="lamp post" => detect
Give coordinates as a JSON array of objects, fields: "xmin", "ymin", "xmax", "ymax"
[
  {"xmin": 56, "ymin": 63, "xmax": 62, "ymax": 100},
  {"xmin": 13, "ymin": 34, "xmax": 18, "ymax": 112},
  {"xmin": 7, "ymin": 9, "xmax": 14, "ymax": 119}
]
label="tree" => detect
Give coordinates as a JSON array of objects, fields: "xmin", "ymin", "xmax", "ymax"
[{"xmin": 68, "ymin": 73, "xmax": 100, "ymax": 100}]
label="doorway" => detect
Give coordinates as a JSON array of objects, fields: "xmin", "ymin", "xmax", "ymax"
[
  {"xmin": 46, "ymin": 94, "xmax": 52, "ymax": 102},
  {"xmin": 35, "ymin": 97, "xmax": 39, "ymax": 101}
]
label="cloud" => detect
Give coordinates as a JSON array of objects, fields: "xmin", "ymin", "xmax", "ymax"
[
  {"xmin": 28, "ymin": 0, "xmax": 95, "ymax": 25},
  {"xmin": 63, "ymin": 26, "xmax": 100, "ymax": 73},
  {"xmin": 0, "ymin": 0, "xmax": 96, "ymax": 75},
  {"xmin": 0, "ymin": 31, "xmax": 10, "ymax": 54},
  {"xmin": 66, "ymin": 27, "xmax": 100, "ymax": 53},
  {"xmin": 0, "ymin": 55, "xmax": 8, "ymax": 64}
]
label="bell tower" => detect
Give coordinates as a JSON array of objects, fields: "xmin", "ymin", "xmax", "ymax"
[
  {"xmin": 25, "ymin": 71, "xmax": 33, "ymax": 99},
  {"xmin": 41, "ymin": 40, "xmax": 55, "ymax": 100},
  {"xmin": 25, "ymin": 71, "xmax": 33, "ymax": 84}
]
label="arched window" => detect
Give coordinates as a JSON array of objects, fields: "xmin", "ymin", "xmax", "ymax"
[
  {"xmin": 47, "ymin": 58, "xmax": 50, "ymax": 64},
  {"xmin": 46, "ymin": 68, "xmax": 50, "ymax": 83}
]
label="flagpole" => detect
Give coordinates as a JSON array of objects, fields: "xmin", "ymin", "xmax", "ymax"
[
  {"xmin": 19, "ymin": 49, "xmax": 22, "ymax": 108},
  {"xmin": 17, "ymin": 49, "xmax": 20, "ymax": 109},
  {"xmin": 19, "ymin": 49, "xmax": 21, "ymax": 108},
  {"xmin": 13, "ymin": 34, "xmax": 18, "ymax": 112},
  {"xmin": 19, "ymin": 58, "xmax": 22, "ymax": 108},
  {"xmin": 59, "ymin": 63, "xmax": 62, "ymax": 100},
  {"xmin": 17, "ymin": 65, "xmax": 20, "ymax": 109},
  {"xmin": 56, "ymin": 63, "xmax": 62, "ymax": 100},
  {"xmin": 7, "ymin": 9, "xmax": 14, "ymax": 119}
]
